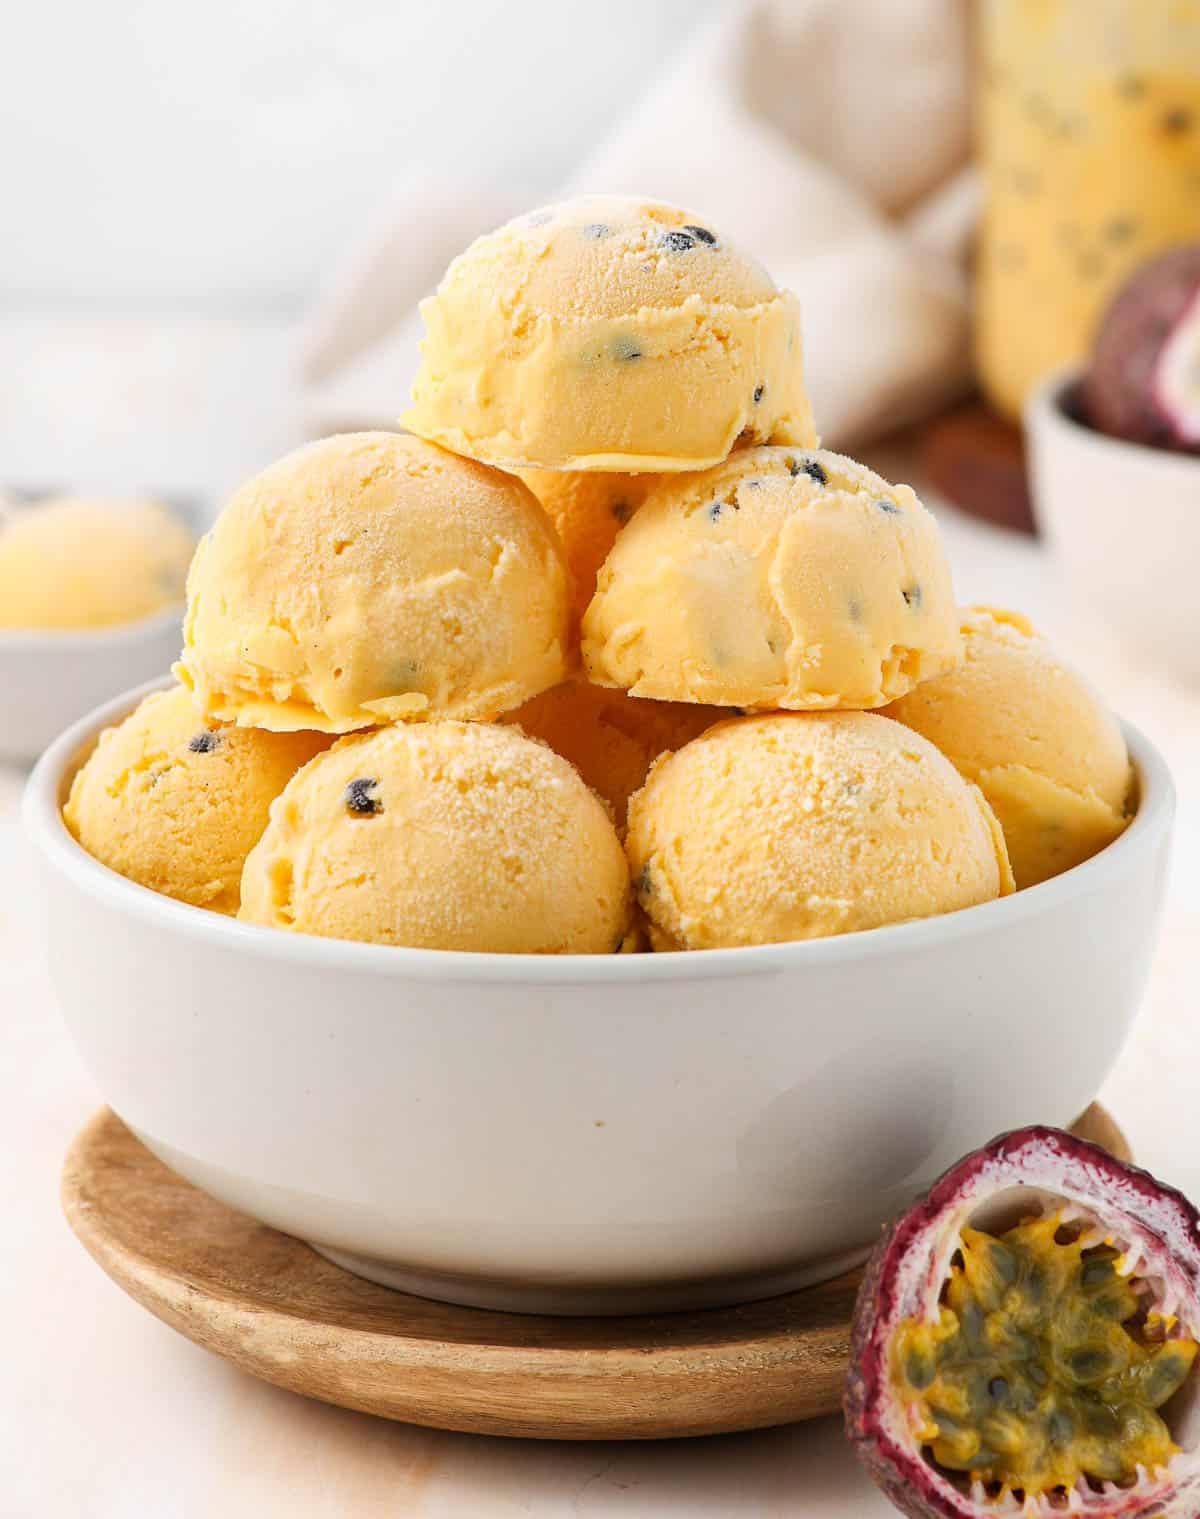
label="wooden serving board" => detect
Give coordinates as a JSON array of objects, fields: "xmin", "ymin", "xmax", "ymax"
[
  {"xmin": 61, "ymin": 1105, "xmax": 1129, "ymax": 1442},
  {"xmin": 919, "ymin": 399, "xmax": 1037, "ymax": 535}
]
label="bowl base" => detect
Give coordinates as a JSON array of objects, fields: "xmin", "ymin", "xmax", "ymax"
[
  {"xmin": 308, "ymin": 1242, "xmax": 871, "ymax": 1317},
  {"xmin": 60, "ymin": 1105, "xmax": 1130, "ymax": 1440}
]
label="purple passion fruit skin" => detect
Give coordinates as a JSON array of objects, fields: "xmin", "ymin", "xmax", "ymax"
[
  {"xmin": 845, "ymin": 1127, "xmax": 1200, "ymax": 1518},
  {"xmin": 1082, "ymin": 244, "xmax": 1200, "ymax": 454}
]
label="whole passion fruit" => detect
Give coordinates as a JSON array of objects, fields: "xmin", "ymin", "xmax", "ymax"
[{"xmin": 846, "ymin": 1127, "xmax": 1200, "ymax": 1517}]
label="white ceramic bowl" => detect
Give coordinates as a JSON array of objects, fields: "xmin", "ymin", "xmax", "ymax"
[
  {"xmin": 25, "ymin": 683, "xmax": 1174, "ymax": 1316},
  {"xmin": 1027, "ymin": 367, "xmax": 1200, "ymax": 682},
  {"xmin": 0, "ymin": 609, "xmax": 184, "ymax": 765}
]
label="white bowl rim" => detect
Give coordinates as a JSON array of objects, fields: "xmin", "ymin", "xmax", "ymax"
[
  {"xmin": 23, "ymin": 678, "xmax": 1175, "ymax": 986},
  {"xmin": 1027, "ymin": 364, "xmax": 1200, "ymax": 481},
  {"xmin": 0, "ymin": 601, "xmax": 184, "ymax": 651}
]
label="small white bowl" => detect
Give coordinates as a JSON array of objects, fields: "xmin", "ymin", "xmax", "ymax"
[
  {"xmin": 24, "ymin": 683, "xmax": 1174, "ymax": 1316},
  {"xmin": 1027, "ymin": 367, "xmax": 1200, "ymax": 681},
  {"xmin": 0, "ymin": 609, "xmax": 183, "ymax": 765}
]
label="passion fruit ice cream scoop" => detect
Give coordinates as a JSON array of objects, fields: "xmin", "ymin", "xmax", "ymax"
[
  {"xmin": 846, "ymin": 1127, "xmax": 1200, "ymax": 1519},
  {"xmin": 178, "ymin": 433, "xmax": 570, "ymax": 734},
  {"xmin": 884, "ymin": 609, "xmax": 1132, "ymax": 889},
  {"xmin": 239, "ymin": 721, "xmax": 632, "ymax": 954},
  {"xmin": 625, "ymin": 712, "xmax": 1012, "ymax": 951},
  {"xmin": 404, "ymin": 196, "xmax": 817, "ymax": 472},
  {"xmin": 64, "ymin": 684, "xmax": 329, "ymax": 914},
  {"xmin": 0, "ymin": 495, "xmax": 193, "ymax": 630},
  {"xmin": 583, "ymin": 448, "xmax": 961, "ymax": 711}
]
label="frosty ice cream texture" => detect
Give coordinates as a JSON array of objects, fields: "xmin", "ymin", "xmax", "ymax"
[
  {"xmin": 404, "ymin": 196, "xmax": 817, "ymax": 472},
  {"xmin": 626, "ymin": 712, "xmax": 1013, "ymax": 952},
  {"xmin": 583, "ymin": 448, "xmax": 961, "ymax": 710},
  {"xmin": 178, "ymin": 433, "xmax": 570, "ymax": 734},
  {"xmin": 64, "ymin": 685, "xmax": 329, "ymax": 914},
  {"xmin": 0, "ymin": 496, "xmax": 193, "ymax": 631},
  {"xmin": 883, "ymin": 607, "xmax": 1132, "ymax": 888},
  {"xmin": 240, "ymin": 721, "xmax": 632, "ymax": 954}
]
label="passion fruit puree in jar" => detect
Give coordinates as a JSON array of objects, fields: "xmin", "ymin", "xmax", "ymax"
[{"xmin": 977, "ymin": 0, "xmax": 1200, "ymax": 419}]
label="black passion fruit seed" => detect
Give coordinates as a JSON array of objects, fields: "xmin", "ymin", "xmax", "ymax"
[
  {"xmin": 344, "ymin": 778, "xmax": 382, "ymax": 817},
  {"xmin": 800, "ymin": 458, "xmax": 827, "ymax": 486},
  {"xmin": 889, "ymin": 1216, "xmax": 1195, "ymax": 1495}
]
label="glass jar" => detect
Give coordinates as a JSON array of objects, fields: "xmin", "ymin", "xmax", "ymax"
[{"xmin": 977, "ymin": 0, "xmax": 1200, "ymax": 419}]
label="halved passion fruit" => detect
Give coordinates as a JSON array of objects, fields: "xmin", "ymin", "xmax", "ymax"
[
  {"xmin": 1082, "ymin": 244, "xmax": 1200, "ymax": 454},
  {"xmin": 846, "ymin": 1127, "xmax": 1200, "ymax": 1517}
]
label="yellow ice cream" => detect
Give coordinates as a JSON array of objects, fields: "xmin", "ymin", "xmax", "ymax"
[
  {"xmin": 240, "ymin": 721, "xmax": 632, "ymax": 954},
  {"xmin": 883, "ymin": 607, "xmax": 1132, "ymax": 888},
  {"xmin": 516, "ymin": 468, "xmax": 662, "ymax": 625},
  {"xmin": 626, "ymin": 712, "xmax": 1013, "ymax": 951},
  {"xmin": 0, "ymin": 496, "xmax": 193, "ymax": 631},
  {"xmin": 583, "ymin": 448, "xmax": 961, "ymax": 710},
  {"xmin": 503, "ymin": 677, "xmax": 732, "ymax": 833},
  {"xmin": 63, "ymin": 685, "xmax": 329, "ymax": 914},
  {"xmin": 178, "ymin": 433, "xmax": 570, "ymax": 734},
  {"xmin": 404, "ymin": 196, "xmax": 817, "ymax": 473}
]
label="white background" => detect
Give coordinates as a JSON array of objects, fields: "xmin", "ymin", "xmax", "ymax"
[{"xmin": 1, "ymin": 0, "xmax": 718, "ymax": 315}]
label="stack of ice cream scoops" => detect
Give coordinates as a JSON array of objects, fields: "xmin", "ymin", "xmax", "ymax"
[{"xmin": 65, "ymin": 197, "xmax": 1134, "ymax": 954}]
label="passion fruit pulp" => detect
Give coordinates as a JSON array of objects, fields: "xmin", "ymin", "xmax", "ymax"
[{"xmin": 846, "ymin": 1127, "xmax": 1200, "ymax": 1518}]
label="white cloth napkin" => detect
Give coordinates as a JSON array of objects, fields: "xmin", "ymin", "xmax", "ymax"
[{"xmin": 299, "ymin": 0, "xmax": 977, "ymax": 452}]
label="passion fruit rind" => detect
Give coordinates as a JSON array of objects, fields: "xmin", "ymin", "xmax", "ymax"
[
  {"xmin": 1082, "ymin": 243, "xmax": 1200, "ymax": 454},
  {"xmin": 845, "ymin": 1125, "xmax": 1200, "ymax": 1519}
]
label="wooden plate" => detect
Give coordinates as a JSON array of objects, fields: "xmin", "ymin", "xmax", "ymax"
[
  {"xmin": 919, "ymin": 399, "xmax": 1037, "ymax": 535},
  {"xmin": 61, "ymin": 1105, "xmax": 1129, "ymax": 1441}
]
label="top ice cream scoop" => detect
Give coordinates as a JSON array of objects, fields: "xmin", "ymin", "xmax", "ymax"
[
  {"xmin": 177, "ymin": 432, "xmax": 571, "ymax": 734},
  {"xmin": 404, "ymin": 196, "xmax": 817, "ymax": 473}
]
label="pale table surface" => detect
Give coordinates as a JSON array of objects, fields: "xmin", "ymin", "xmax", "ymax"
[{"xmin": 3, "ymin": 457, "xmax": 1199, "ymax": 1516}]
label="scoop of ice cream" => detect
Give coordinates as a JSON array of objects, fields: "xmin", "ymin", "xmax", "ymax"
[
  {"xmin": 515, "ymin": 468, "xmax": 662, "ymax": 625},
  {"xmin": 503, "ymin": 677, "xmax": 732, "ymax": 832},
  {"xmin": 0, "ymin": 496, "xmax": 193, "ymax": 630},
  {"xmin": 883, "ymin": 607, "xmax": 1132, "ymax": 888},
  {"xmin": 626, "ymin": 712, "xmax": 1013, "ymax": 951},
  {"xmin": 404, "ymin": 196, "xmax": 817, "ymax": 472},
  {"xmin": 583, "ymin": 447, "xmax": 961, "ymax": 710},
  {"xmin": 178, "ymin": 433, "xmax": 570, "ymax": 733},
  {"xmin": 63, "ymin": 684, "xmax": 329, "ymax": 914},
  {"xmin": 240, "ymin": 721, "xmax": 632, "ymax": 953}
]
